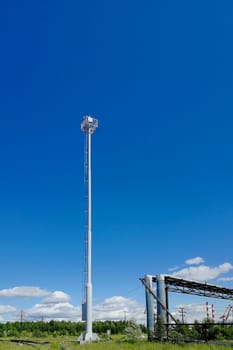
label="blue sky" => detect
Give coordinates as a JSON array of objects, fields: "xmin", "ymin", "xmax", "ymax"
[{"xmin": 0, "ymin": 0, "xmax": 233, "ymax": 323}]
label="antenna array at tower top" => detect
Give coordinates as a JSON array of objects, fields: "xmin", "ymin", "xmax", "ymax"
[{"xmin": 81, "ymin": 116, "xmax": 98, "ymax": 134}]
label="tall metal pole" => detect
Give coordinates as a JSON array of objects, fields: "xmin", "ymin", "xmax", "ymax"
[
  {"xmin": 80, "ymin": 116, "xmax": 98, "ymax": 343},
  {"xmin": 86, "ymin": 130, "xmax": 92, "ymax": 339}
]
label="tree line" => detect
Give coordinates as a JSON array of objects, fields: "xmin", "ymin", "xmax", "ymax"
[
  {"xmin": 0, "ymin": 320, "xmax": 146, "ymax": 338},
  {"xmin": 2, "ymin": 318, "xmax": 233, "ymax": 341}
]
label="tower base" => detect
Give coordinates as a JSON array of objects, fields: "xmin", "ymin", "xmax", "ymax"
[{"xmin": 78, "ymin": 332, "xmax": 100, "ymax": 344}]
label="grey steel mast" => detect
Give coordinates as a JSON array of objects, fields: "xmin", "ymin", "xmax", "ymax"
[{"xmin": 79, "ymin": 116, "xmax": 98, "ymax": 343}]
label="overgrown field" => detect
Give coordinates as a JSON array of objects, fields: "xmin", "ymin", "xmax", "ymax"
[
  {"xmin": 0, "ymin": 337, "xmax": 231, "ymax": 350},
  {"xmin": 0, "ymin": 321, "xmax": 232, "ymax": 349}
]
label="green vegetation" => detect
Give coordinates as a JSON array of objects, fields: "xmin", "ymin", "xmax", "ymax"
[
  {"xmin": 0, "ymin": 337, "xmax": 232, "ymax": 350},
  {"xmin": 0, "ymin": 320, "xmax": 143, "ymax": 338},
  {"xmin": 0, "ymin": 320, "xmax": 232, "ymax": 349},
  {"xmin": 169, "ymin": 319, "xmax": 233, "ymax": 342}
]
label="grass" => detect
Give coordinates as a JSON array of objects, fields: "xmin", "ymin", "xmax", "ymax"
[{"xmin": 0, "ymin": 336, "xmax": 231, "ymax": 350}]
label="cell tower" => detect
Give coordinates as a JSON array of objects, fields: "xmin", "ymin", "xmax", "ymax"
[{"xmin": 79, "ymin": 116, "xmax": 99, "ymax": 343}]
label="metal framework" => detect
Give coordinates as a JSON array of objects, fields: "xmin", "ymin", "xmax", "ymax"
[
  {"xmin": 142, "ymin": 274, "xmax": 233, "ymax": 339},
  {"xmin": 152, "ymin": 275, "xmax": 233, "ymax": 300}
]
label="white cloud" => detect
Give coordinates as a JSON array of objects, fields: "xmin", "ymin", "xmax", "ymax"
[
  {"xmin": 93, "ymin": 296, "xmax": 145, "ymax": 323},
  {"xmin": 42, "ymin": 291, "xmax": 71, "ymax": 304},
  {"xmin": 173, "ymin": 303, "xmax": 206, "ymax": 323},
  {"xmin": 0, "ymin": 288, "xmax": 78, "ymax": 322},
  {"xmin": 26, "ymin": 295, "xmax": 145, "ymax": 323},
  {"xmin": 185, "ymin": 257, "xmax": 204, "ymax": 265},
  {"xmin": 0, "ymin": 287, "xmax": 145, "ymax": 324},
  {"xmin": 27, "ymin": 302, "xmax": 81, "ymax": 321},
  {"xmin": 168, "ymin": 266, "xmax": 180, "ymax": 272},
  {"xmin": 0, "ymin": 305, "xmax": 16, "ymax": 314},
  {"xmin": 172, "ymin": 262, "xmax": 233, "ymax": 282},
  {"xmin": 0, "ymin": 287, "xmax": 50, "ymax": 298}
]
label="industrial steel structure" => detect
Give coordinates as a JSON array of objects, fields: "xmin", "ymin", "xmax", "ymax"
[
  {"xmin": 141, "ymin": 274, "xmax": 233, "ymax": 339},
  {"xmin": 220, "ymin": 304, "xmax": 233, "ymax": 323},
  {"xmin": 79, "ymin": 116, "xmax": 99, "ymax": 343}
]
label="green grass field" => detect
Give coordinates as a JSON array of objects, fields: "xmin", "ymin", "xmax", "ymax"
[{"xmin": 0, "ymin": 336, "xmax": 231, "ymax": 350}]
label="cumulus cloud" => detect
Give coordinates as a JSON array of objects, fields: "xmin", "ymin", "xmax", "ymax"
[
  {"xmin": 0, "ymin": 287, "xmax": 146, "ymax": 323},
  {"xmin": 173, "ymin": 304, "xmax": 206, "ymax": 323},
  {"xmin": 27, "ymin": 302, "xmax": 81, "ymax": 321},
  {"xmin": 0, "ymin": 305, "xmax": 16, "ymax": 314},
  {"xmin": 0, "ymin": 287, "xmax": 79, "ymax": 322},
  {"xmin": 168, "ymin": 266, "xmax": 180, "ymax": 272},
  {"xmin": 24, "ymin": 290, "xmax": 78, "ymax": 321},
  {"xmin": 26, "ymin": 295, "xmax": 145, "ymax": 323},
  {"xmin": 0, "ymin": 287, "xmax": 49, "ymax": 298},
  {"xmin": 172, "ymin": 262, "xmax": 233, "ymax": 282},
  {"xmin": 185, "ymin": 257, "xmax": 204, "ymax": 265},
  {"xmin": 93, "ymin": 296, "xmax": 145, "ymax": 323},
  {"xmin": 42, "ymin": 291, "xmax": 71, "ymax": 304}
]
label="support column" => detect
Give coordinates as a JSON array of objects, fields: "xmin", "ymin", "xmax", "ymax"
[
  {"xmin": 156, "ymin": 274, "xmax": 166, "ymax": 324},
  {"xmin": 144, "ymin": 275, "xmax": 154, "ymax": 340}
]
